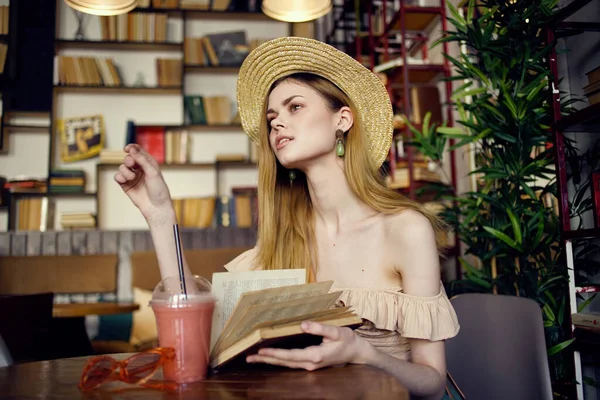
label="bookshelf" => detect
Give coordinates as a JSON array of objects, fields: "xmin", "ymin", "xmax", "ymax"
[{"xmin": 1, "ymin": 0, "xmax": 308, "ymax": 231}]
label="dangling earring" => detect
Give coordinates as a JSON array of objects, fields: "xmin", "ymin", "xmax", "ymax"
[
  {"xmin": 335, "ymin": 129, "xmax": 345, "ymax": 157},
  {"xmin": 289, "ymin": 169, "xmax": 296, "ymax": 187}
]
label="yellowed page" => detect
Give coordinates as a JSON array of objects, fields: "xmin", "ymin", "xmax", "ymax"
[
  {"xmin": 213, "ymin": 291, "xmax": 342, "ymax": 355},
  {"xmin": 213, "ymin": 279, "xmax": 334, "ymax": 352},
  {"xmin": 210, "ymin": 269, "xmax": 309, "ymax": 351}
]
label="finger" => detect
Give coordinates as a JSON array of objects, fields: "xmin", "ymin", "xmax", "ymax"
[
  {"xmin": 246, "ymin": 355, "xmax": 317, "ymax": 371},
  {"xmin": 123, "ymin": 154, "xmax": 139, "ymax": 169},
  {"xmin": 125, "ymin": 144, "xmax": 159, "ymax": 177},
  {"xmin": 114, "ymin": 173, "xmax": 127, "ymax": 185},
  {"xmin": 301, "ymin": 321, "xmax": 341, "ymax": 341},
  {"xmin": 118, "ymin": 164, "xmax": 137, "ymax": 181},
  {"xmin": 256, "ymin": 346, "xmax": 324, "ymax": 364}
]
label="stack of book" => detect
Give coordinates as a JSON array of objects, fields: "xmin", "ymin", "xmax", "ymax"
[
  {"xmin": 99, "ymin": 149, "xmax": 127, "ymax": 164},
  {"xmin": 4, "ymin": 178, "xmax": 47, "ymax": 193},
  {"xmin": 48, "ymin": 170, "xmax": 86, "ymax": 193},
  {"xmin": 60, "ymin": 212, "xmax": 96, "ymax": 229}
]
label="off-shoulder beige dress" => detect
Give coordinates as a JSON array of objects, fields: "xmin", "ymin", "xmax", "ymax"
[{"xmin": 225, "ymin": 247, "xmax": 460, "ymax": 361}]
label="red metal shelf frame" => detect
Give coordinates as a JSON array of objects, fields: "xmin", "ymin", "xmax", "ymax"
[{"xmin": 326, "ymin": 0, "xmax": 460, "ymax": 276}]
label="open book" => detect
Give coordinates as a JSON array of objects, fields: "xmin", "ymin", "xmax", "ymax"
[{"xmin": 209, "ymin": 269, "xmax": 363, "ymax": 370}]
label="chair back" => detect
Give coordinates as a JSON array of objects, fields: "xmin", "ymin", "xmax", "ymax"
[
  {"xmin": 0, "ymin": 292, "xmax": 54, "ymax": 363},
  {"xmin": 0, "ymin": 254, "xmax": 118, "ymax": 295},
  {"xmin": 445, "ymin": 293, "xmax": 553, "ymax": 400}
]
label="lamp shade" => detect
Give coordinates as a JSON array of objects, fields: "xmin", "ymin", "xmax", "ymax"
[
  {"xmin": 261, "ymin": 0, "xmax": 332, "ymax": 23},
  {"xmin": 63, "ymin": 0, "xmax": 138, "ymax": 16}
]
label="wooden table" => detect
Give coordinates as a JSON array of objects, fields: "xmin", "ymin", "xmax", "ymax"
[
  {"xmin": 52, "ymin": 302, "xmax": 140, "ymax": 318},
  {"xmin": 0, "ymin": 354, "xmax": 409, "ymax": 399}
]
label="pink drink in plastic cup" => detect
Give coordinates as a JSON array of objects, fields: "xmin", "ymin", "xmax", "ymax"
[{"xmin": 150, "ymin": 275, "xmax": 216, "ymax": 384}]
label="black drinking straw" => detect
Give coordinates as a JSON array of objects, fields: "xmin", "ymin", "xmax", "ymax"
[{"xmin": 173, "ymin": 224, "xmax": 187, "ymax": 298}]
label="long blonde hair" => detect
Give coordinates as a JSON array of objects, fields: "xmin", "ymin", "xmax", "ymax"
[{"xmin": 254, "ymin": 73, "xmax": 445, "ymax": 280}]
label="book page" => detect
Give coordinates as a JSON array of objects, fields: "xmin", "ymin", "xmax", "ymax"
[
  {"xmin": 214, "ymin": 291, "xmax": 343, "ymax": 355},
  {"xmin": 215, "ymin": 280, "xmax": 334, "ymax": 350},
  {"xmin": 210, "ymin": 269, "xmax": 308, "ymax": 351}
]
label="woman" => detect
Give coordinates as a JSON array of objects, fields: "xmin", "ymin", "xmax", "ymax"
[{"xmin": 115, "ymin": 37, "xmax": 459, "ymax": 400}]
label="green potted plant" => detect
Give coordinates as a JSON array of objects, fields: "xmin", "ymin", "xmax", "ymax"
[{"xmin": 405, "ymin": 0, "xmax": 582, "ymax": 396}]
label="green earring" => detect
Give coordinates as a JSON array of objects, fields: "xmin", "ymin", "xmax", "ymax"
[
  {"xmin": 335, "ymin": 129, "xmax": 345, "ymax": 157},
  {"xmin": 289, "ymin": 169, "xmax": 296, "ymax": 183}
]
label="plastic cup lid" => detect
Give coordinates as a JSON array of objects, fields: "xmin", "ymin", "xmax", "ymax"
[{"xmin": 149, "ymin": 275, "xmax": 216, "ymax": 306}]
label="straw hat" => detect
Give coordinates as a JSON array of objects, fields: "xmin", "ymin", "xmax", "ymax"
[{"xmin": 236, "ymin": 36, "xmax": 393, "ymax": 168}]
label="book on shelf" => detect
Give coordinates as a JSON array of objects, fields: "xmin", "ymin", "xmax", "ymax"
[
  {"xmin": 99, "ymin": 149, "xmax": 127, "ymax": 164},
  {"xmin": 231, "ymin": 186, "xmax": 258, "ymax": 227},
  {"xmin": 185, "ymin": 31, "xmax": 265, "ymax": 68},
  {"xmin": 0, "ymin": 6, "xmax": 8, "ymax": 35},
  {"xmin": 169, "ymin": 187, "xmax": 253, "ymax": 230},
  {"xmin": 99, "ymin": 12, "xmax": 169, "ymax": 43},
  {"xmin": 56, "ymin": 56, "xmax": 123, "ymax": 87},
  {"xmin": 215, "ymin": 153, "xmax": 246, "ymax": 162},
  {"xmin": 204, "ymin": 31, "xmax": 249, "ymax": 67},
  {"xmin": 49, "ymin": 169, "xmax": 86, "ymax": 193},
  {"xmin": 179, "ymin": 0, "xmax": 262, "ymax": 11},
  {"xmin": 156, "ymin": 58, "xmax": 182, "ymax": 87},
  {"xmin": 180, "ymin": 0, "xmax": 210, "ymax": 10},
  {"xmin": 4, "ymin": 179, "xmax": 47, "ymax": 193},
  {"xmin": 135, "ymin": 126, "xmax": 165, "ymax": 164},
  {"xmin": 0, "ymin": 43, "xmax": 6, "ymax": 74},
  {"xmin": 184, "ymin": 95, "xmax": 234, "ymax": 125},
  {"xmin": 173, "ymin": 197, "xmax": 215, "ymax": 228},
  {"xmin": 172, "ymin": 189, "xmax": 257, "ymax": 229},
  {"xmin": 165, "ymin": 130, "xmax": 191, "ymax": 164},
  {"xmin": 209, "ymin": 269, "xmax": 363, "ymax": 370},
  {"xmin": 132, "ymin": 126, "xmax": 192, "ymax": 164},
  {"xmin": 15, "ymin": 197, "xmax": 53, "ymax": 232},
  {"xmin": 60, "ymin": 212, "xmax": 96, "ymax": 229},
  {"xmin": 184, "ymin": 37, "xmax": 208, "ymax": 66},
  {"xmin": 151, "ymin": 0, "xmax": 178, "ymax": 8}
]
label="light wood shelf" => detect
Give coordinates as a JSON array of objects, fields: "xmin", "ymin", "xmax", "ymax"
[
  {"xmin": 3, "ymin": 125, "xmax": 50, "ymax": 133},
  {"xmin": 55, "ymin": 39, "xmax": 183, "ymax": 51},
  {"xmin": 184, "ymin": 65, "xmax": 240, "ymax": 73},
  {"xmin": 53, "ymin": 85, "xmax": 183, "ymax": 95}
]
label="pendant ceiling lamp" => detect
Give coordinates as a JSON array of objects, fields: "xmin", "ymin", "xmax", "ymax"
[
  {"xmin": 262, "ymin": 0, "xmax": 332, "ymax": 23},
  {"xmin": 64, "ymin": 0, "xmax": 138, "ymax": 16}
]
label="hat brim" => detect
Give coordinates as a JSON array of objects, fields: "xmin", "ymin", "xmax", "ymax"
[{"xmin": 236, "ymin": 37, "xmax": 393, "ymax": 169}]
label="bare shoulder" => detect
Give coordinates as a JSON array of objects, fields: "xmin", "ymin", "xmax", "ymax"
[
  {"xmin": 382, "ymin": 208, "xmax": 437, "ymax": 245},
  {"xmin": 224, "ymin": 247, "xmax": 260, "ymax": 272},
  {"xmin": 382, "ymin": 209, "xmax": 441, "ymax": 295}
]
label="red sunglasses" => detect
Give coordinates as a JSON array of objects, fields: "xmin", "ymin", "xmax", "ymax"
[{"xmin": 78, "ymin": 347, "xmax": 178, "ymax": 391}]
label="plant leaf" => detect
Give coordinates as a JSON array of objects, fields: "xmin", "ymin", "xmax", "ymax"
[
  {"xmin": 578, "ymin": 293, "xmax": 598, "ymax": 313},
  {"xmin": 482, "ymin": 226, "xmax": 519, "ymax": 250},
  {"xmin": 506, "ymin": 208, "xmax": 523, "ymax": 245},
  {"xmin": 547, "ymin": 338, "xmax": 575, "ymax": 356}
]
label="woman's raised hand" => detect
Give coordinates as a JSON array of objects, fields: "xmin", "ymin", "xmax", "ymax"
[{"xmin": 114, "ymin": 144, "xmax": 175, "ymax": 226}]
